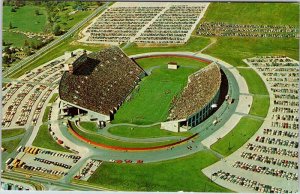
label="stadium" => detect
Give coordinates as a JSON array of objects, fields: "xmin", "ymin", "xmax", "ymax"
[
  {"xmin": 58, "ymin": 46, "xmax": 229, "ymax": 133},
  {"xmin": 1, "ymin": 1, "xmax": 298, "ymax": 193}
]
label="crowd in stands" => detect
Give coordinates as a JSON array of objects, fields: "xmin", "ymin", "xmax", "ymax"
[
  {"xmin": 197, "ymin": 22, "xmax": 299, "ymax": 38},
  {"xmin": 59, "ymin": 47, "xmax": 145, "ymax": 116},
  {"xmin": 169, "ymin": 63, "xmax": 221, "ymax": 120}
]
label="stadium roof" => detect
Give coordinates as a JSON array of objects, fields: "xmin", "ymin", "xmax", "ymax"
[
  {"xmin": 59, "ymin": 46, "xmax": 145, "ymax": 116},
  {"xmin": 169, "ymin": 63, "xmax": 221, "ymax": 120}
]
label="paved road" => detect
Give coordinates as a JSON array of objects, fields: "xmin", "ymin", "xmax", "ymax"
[
  {"xmin": 1, "ymin": 171, "xmax": 106, "ymax": 191},
  {"xmin": 3, "ymin": 2, "xmax": 111, "ymax": 78}
]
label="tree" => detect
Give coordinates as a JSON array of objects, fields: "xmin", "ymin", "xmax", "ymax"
[
  {"xmin": 4, "ymin": 46, "xmax": 12, "ymax": 55},
  {"xmin": 9, "ymin": 21, "xmax": 13, "ymax": 29},
  {"xmin": 53, "ymin": 24, "xmax": 61, "ymax": 36},
  {"xmin": 24, "ymin": 39, "xmax": 29, "ymax": 47},
  {"xmin": 2, "ymin": 55, "xmax": 10, "ymax": 64},
  {"xmin": 11, "ymin": 7, "xmax": 16, "ymax": 12},
  {"xmin": 35, "ymin": 9, "xmax": 40, "ymax": 15},
  {"xmin": 24, "ymin": 47, "xmax": 32, "ymax": 56}
]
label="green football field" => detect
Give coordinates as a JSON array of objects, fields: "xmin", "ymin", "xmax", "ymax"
[{"xmin": 112, "ymin": 57, "xmax": 207, "ymax": 125}]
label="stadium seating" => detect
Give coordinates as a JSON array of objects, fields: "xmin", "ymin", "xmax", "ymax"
[
  {"xmin": 59, "ymin": 46, "xmax": 145, "ymax": 116},
  {"xmin": 169, "ymin": 63, "xmax": 221, "ymax": 120}
]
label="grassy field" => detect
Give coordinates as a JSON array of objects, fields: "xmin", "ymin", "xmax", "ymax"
[
  {"xmin": 3, "ymin": 5, "xmax": 47, "ymax": 32},
  {"xmin": 49, "ymin": 93, "xmax": 59, "ymax": 103},
  {"xmin": 211, "ymin": 116, "xmax": 263, "ymax": 156},
  {"xmin": 70, "ymin": 122, "xmax": 177, "ymax": 148},
  {"xmin": 3, "ymin": 31, "xmax": 42, "ymax": 47},
  {"xmin": 124, "ymin": 36, "xmax": 211, "ymax": 56},
  {"xmin": 57, "ymin": 8, "xmax": 93, "ymax": 31},
  {"xmin": 113, "ymin": 66, "xmax": 200, "ymax": 125},
  {"xmin": 42, "ymin": 106, "xmax": 51, "ymax": 122},
  {"xmin": 237, "ymin": 68, "xmax": 268, "ymax": 95},
  {"xmin": 79, "ymin": 122, "xmax": 99, "ymax": 132},
  {"xmin": 134, "ymin": 56, "xmax": 208, "ymax": 70},
  {"xmin": 108, "ymin": 125, "xmax": 191, "ymax": 139},
  {"xmin": 2, "ymin": 138, "xmax": 22, "ymax": 153},
  {"xmin": 203, "ymin": 37, "xmax": 299, "ymax": 67},
  {"xmin": 87, "ymin": 150, "xmax": 231, "ymax": 192},
  {"xmin": 2, "ymin": 128, "xmax": 25, "ymax": 139},
  {"xmin": 202, "ymin": 3, "xmax": 299, "ymax": 26},
  {"xmin": 32, "ymin": 124, "xmax": 71, "ymax": 152},
  {"xmin": 249, "ymin": 95, "xmax": 270, "ymax": 117}
]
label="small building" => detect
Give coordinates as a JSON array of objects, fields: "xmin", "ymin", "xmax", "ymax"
[{"xmin": 168, "ymin": 62, "xmax": 178, "ymax": 70}]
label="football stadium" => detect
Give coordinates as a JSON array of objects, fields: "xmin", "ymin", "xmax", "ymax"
[{"xmin": 1, "ymin": 1, "xmax": 299, "ymax": 193}]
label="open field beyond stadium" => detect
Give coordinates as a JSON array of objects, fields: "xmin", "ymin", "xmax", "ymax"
[
  {"xmin": 211, "ymin": 116, "xmax": 264, "ymax": 156},
  {"xmin": 87, "ymin": 150, "xmax": 231, "ymax": 192},
  {"xmin": 2, "ymin": 128, "xmax": 26, "ymax": 139}
]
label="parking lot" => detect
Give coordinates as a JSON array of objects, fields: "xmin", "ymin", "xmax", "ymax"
[
  {"xmin": 6, "ymin": 147, "xmax": 81, "ymax": 178},
  {"xmin": 202, "ymin": 56, "xmax": 299, "ymax": 193}
]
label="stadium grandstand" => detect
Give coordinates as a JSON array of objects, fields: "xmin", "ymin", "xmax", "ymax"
[
  {"xmin": 59, "ymin": 46, "xmax": 146, "ymax": 121},
  {"xmin": 161, "ymin": 63, "xmax": 222, "ymax": 132}
]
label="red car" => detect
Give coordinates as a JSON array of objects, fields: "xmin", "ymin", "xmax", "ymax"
[
  {"xmin": 136, "ymin": 160, "xmax": 143, "ymax": 164},
  {"xmin": 125, "ymin": 160, "xmax": 132, "ymax": 163},
  {"xmin": 115, "ymin": 160, "xmax": 123, "ymax": 163}
]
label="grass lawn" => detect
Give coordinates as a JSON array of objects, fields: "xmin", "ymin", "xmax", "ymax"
[
  {"xmin": 203, "ymin": 37, "xmax": 299, "ymax": 67},
  {"xmin": 42, "ymin": 106, "xmax": 51, "ymax": 122},
  {"xmin": 87, "ymin": 150, "xmax": 231, "ymax": 192},
  {"xmin": 108, "ymin": 125, "xmax": 192, "ymax": 139},
  {"xmin": 3, "ymin": 31, "xmax": 42, "ymax": 48},
  {"xmin": 202, "ymin": 3, "xmax": 299, "ymax": 26},
  {"xmin": 32, "ymin": 124, "xmax": 71, "ymax": 152},
  {"xmin": 2, "ymin": 128, "xmax": 25, "ymax": 139},
  {"xmin": 237, "ymin": 68, "xmax": 268, "ymax": 95},
  {"xmin": 3, "ymin": 5, "xmax": 47, "ymax": 32},
  {"xmin": 2, "ymin": 138, "xmax": 22, "ymax": 153},
  {"xmin": 58, "ymin": 9, "xmax": 93, "ymax": 31},
  {"xmin": 249, "ymin": 95, "xmax": 270, "ymax": 117},
  {"xmin": 124, "ymin": 36, "xmax": 211, "ymax": 56},
  {"xmin": 70, "ymin": 122, "xmax": 177, "ymax": 148},
  {"xmin": 79, "ymin": 122, "xmax": 99, "ymax": 132},
  {"xmin": 211, "ymin": 116, "xmax": 263, "ymax": 156},
  {"xmin": 113, "ymin": 66, "xmax": 200, "ymax": 125},
  {"xmin": 49, "ymin": 93, "xmax": 59, "ymax": 103}
]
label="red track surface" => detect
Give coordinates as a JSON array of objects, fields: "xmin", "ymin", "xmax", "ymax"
[
  {"xmin": 67, "ymin": 121, "xmax": 198, "ymax": 151},
  {"xmin": 132, "ymin": 54, "xmax": 212, "ymax": 64}
]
